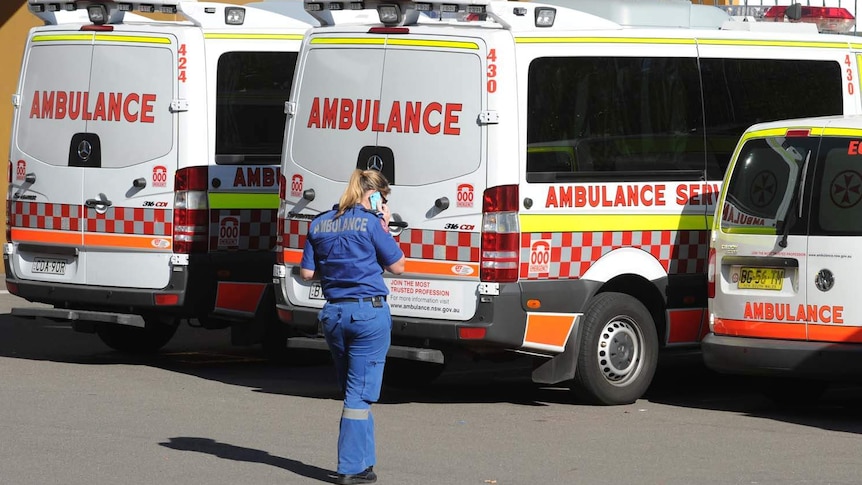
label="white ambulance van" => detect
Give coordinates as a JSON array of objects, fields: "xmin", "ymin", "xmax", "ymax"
[
  {"xmin": 5, "ymin": 0, "xmax": 316, "ymax": 353},
  {"xmin": 273, "ymin": 0, "xmax": 862, "ymax": 404},
  {"xmin": 704, "ymin": 115, "xmax": 862, "ymax": 397}
]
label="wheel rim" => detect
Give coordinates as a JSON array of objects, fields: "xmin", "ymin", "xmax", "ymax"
[{"xmin": 596, "ymin": 315, "xmax": 644, "ymax": 387}]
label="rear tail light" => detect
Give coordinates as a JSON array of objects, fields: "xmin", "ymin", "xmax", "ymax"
[
  {"xmin": 480, "ymin": 185, "xmax": 519, "ymax": 283},
  {"xmin": 707, "ymin": 247, "xmax": 716, "ymax": 299},
  {"xmin": 276, "ymin": 174, "xmax": 287, "ymax": 265},
  {"xmin": 6, "ymin": 162, "xmax": 11, "ymax": 243},
  {"xmin": 173, "ymin": 167, "xmax": 209, "ymax": 254}
]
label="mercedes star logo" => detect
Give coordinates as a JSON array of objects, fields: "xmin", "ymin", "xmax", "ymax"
[
  {"xmin": 77, "ymin": 140, "xmax": 93, "ymax": 161},
  {"xmin": 367, "ymin": 155, "xmax": 384, "ymax": 171}
]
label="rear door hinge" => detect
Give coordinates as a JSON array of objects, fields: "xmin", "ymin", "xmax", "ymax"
[
  {"xmin": 478, "ymin": 110, "xmax": 499, "ymax": 125},
  {"xmin": 285, "ymin": 101, "xmax": 297, "ymax": 116},
  {"xmin": 170, "ymin": 99, "xmax": 189, "ymax": 112}
]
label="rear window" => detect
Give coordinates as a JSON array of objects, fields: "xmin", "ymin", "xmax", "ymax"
[
  {"xmin": 721, "ymin": 136, "xmax": 819, "ymax": 233},
  {"xmin": 216, "ymin": 51, "xmax": 298, "ymax": 165}
]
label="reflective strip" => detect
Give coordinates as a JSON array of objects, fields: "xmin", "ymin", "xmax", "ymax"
[
  {"xmin": 283, "ymin": 248, "xmax": 303, "ymax": 264},
  {"xmin": 205, "ymin": 33, "xmax": 303, "ymax": 41},
  {"xmin": 520, "ymin": 214, "xmax": 708, "ymax": 233},
  {"xmin": 32, "ymin": 33, "xmax": 94, "ymax": 42},
  {"xmin": 713, "ymin": 318, "xmax": 806, "ymax": 340},
  {"xmin": 404, "ymin": 259, "xmax": 479, "ymax": 279},
  {"xmin": 11, "ymin": 228, "xmax": 82, "ymax": 246},
  {"xmin": 33, "ymin": 34, "xmax": 171, "ymax": 44},
  {"xmin": 93, "ymin": 34, "xmax": 171, "ymax": 44},
  {"xmin": 215, "ymin": 282, "xmax": 266, "ymax": 315},
  {"xmin": 516, "ymin": 37, "xmax": 696, "ymax": 45},
  {"xmin": 342, "ymin": 407, "xmax": 369, "ymax": 420},
  {"xmin": 697, "ymin": 38, "xmax": 848, "ymax": 49},
  {"xmin": 522, "ymin": 313, "xmax": 576, "ymax": 353},
  {"xmin": 209, "ymin": 193, "xmax": 279, "ymax": 209},
  {"xmin": 309, "ymin": 37, "xmax": 478, "ymax": 50},
  {"xmin": 83, "ymin": 233, "xmax": 172, "ymax": 251}
]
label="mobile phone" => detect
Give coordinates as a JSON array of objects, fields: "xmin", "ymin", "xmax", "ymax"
[{"xmin": 369, "ymin": 192, "xmax": 383, "ymax": 213}]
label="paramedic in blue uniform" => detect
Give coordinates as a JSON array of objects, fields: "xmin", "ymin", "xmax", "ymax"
[{"xmin": 300, "ymin": 169, "xmax": 405, "ymax": 485}]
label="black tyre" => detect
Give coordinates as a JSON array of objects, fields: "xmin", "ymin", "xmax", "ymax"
[
  {"xmin": 383, "ymin": 359, "xmax": 445, "ymax": 389},
  {"xmin": 96, "ymin": 315, "xmax": 179, "ymax": 353},
  {"xmin": 573, "ymin": 292, "xmax": 659, "ymax": 405}
]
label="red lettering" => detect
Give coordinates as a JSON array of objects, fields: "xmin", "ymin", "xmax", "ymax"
[
  {"xmin": 123, "ymin": 93, "xmax": 139, "ymax": 122},
  {"xmin": 444, "ymin": 103, "xmax": 461, "ymax": 135},
  {"xmin": 233, "ymin": 167, "xmax": 246, "ymax": 187},
  {"xmin": 404, "ymin": 101, "xmax": 421, "ymax": 133},
  {"xmin": 246, "ymin": 167, "xmax": 261, "ymax": 186},
  {"xmin": 69, "ymin": 92, "xmax": 81, "ymax": 120},
  {"xmin": 558, "ymin": 186, "xmax": 572, "ymax": 208},
  {"xmin": 41, "ymin": 90, "xmax": 55, "ymax": 119},
  {"xmin": 356, "ymin": 99, "xmax": 370, "ymax": 131},
  {"xmin": 386, "ymin": 101, "xmax": 402, "ymax": 133},
  {"xmin": 744, "ymin": 302, "xmax": 754, "ymax": 319},
  {"xmin": 834, "ymin": 306, "xmax": 844, "ymax": 324},
  {"xmin": 372, "ymin": 100, "xmax": 385, "ymax": 132},
  {"xmin": 322, "ymin": 98, "xmax": 338, "ymax": 129},
  {"xmin": 140, "ymin": 93, "xmax": 155, "ymax": 123},
  {"xmin": 339, "ymin": 98, "xmax": 354, "ymax": 130},
  {"xmin": 29, "ymin": 90, "xmax": 40, "ymax": 118},
  {"xmin": 55, "ymin": 91, "xmax": 67, "ymax": 119},
  {"xmin": 93, "ymin": 92, "xmax": 107, "ymax": 121},
  {"xmin": 423, "ymin": 102, "xmax": 442, "ymax": 135},
  {"xmin": 850, "ymin": 140, "xmax": 860, "ymax": 155},
  {"xmin": 546, "ymin": 186, "xmax": 559, "ymax": 208},
  {"xmin": 82, "ymin": 92, "xmax": 92, "ymax": 120},
  {"xmin": 108, "ymin": 92, "xmax": 122, "ymax": 121},
  {"xmin": 307, "ymin": 97, "xmax": 321, "ymax": 128}
]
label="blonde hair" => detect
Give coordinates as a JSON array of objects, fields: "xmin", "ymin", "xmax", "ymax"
[{"xmin": 336, "ymin": 169, "xmax": 390, "ymax": 217}]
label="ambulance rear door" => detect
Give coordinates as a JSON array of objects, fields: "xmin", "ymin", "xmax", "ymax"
[
  {"xmin": 714, "ymin": 132, "xmax": 816, "ymax": 337},
  {"xmin": 804, "ymin": 128, "xmax": 862, "ymax": 341},
  {"xmin": 80, "ymin": 32, "xmax": 178, "ymax": 289},
  {"xmin": 287, "ymin": 29, "xmax": 488, "ymax": 320}
]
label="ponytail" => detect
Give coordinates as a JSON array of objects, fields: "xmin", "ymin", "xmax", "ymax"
[{"xmin": 336, "ymin": 169, "xmax": 390, "ymax": 217}]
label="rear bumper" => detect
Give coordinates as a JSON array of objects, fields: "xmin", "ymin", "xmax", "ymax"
[{"xmin": 702, "ymin": 332, "xmax": 862, "ymax": 379}]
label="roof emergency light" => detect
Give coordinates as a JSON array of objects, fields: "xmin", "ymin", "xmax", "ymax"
[
  {"xmin": 763, "ymin": 5, "xmax": 855, "ymax": 34},
  {"xmin": 535, "ymin": 6, "xmax": 555, "ymax": 27},
  {"xmin": 28, "ymin": 0, "xmax": 183, "ymax": 25},
  {"xmin": 225, "ymin": 6, "xmax": 245, "ymax": 25}
]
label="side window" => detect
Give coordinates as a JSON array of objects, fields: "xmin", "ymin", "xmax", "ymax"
[
  {"xmin": 721, "ymin": 137, "xmax": 818, "ymax": 234},
  {"xmin": 215, "ymin": 51, "xmax": 298, "ymax": 165},
  {"xmin": 810, "ymin": 137, "xmax": 862, "ymax": 236},
  {"xmin": 526, "ymin": 56, "xmax": 704, "ymax": 181},
  {"xmin": 701, "ymin": 59, "xmax": 842, "ymax": 179}
]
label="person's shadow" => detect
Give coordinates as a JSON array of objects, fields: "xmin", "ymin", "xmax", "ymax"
[{"xmin": 159, "ymin": 437, "xmax": 335, "ymax": 483}]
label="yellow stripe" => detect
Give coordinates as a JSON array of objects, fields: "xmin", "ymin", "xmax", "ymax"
[
  {"xmin": 515, "ymin": 37, "xmax": 848, "ymax": 49},
  {"xmin": 205, "ymin": 33, "xmax": 304, "ymax": 41},
  {"xmin": 516, "ymin": 37, "xmax": 696, "ymax": 45},
  {"xmin": 94, "ymin": 34, "xmax": 171, "ymax": 44},
  {"xmin": 309, "ymin": 37, "xmax": 477, "ymax": 50},
  {"xmin": 386, "ymin": 38, "xmax": 478, "ymax": 49},
  {"xmin": 33, "ymin": 34, "xmax": 94, "ymax": 42},
  {"xmin": 520, "ymin": 214, "xmax": 709, "ymax": 232},
  {"xmin": 209, "ymin": 193, "xmax": 279, "ymax": 209},
  {"xmin": 33, "ymin": 33, "xmax": 170, "ymax": 44},
  {"xmin": 697, "ymin": 39, "xmax": 847, "ymax": 49},
  {"xmin": 311, "ymin": 37, "xmax": 386, "ymax": 45}
]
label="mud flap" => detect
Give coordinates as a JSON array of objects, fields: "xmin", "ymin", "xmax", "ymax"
[{"xmin": 531, "ymin": 317, "xmax": 582, "ymax": 385}]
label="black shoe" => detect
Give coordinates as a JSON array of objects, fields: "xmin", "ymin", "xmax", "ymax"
[{"xmin": 335, "ymin": 466, "xmax": 377, "ymax": 484}]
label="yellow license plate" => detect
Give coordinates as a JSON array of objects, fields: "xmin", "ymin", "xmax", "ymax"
[{"xmin": 738, "ymin": 267, "xmax": 784, "ymax": 290}]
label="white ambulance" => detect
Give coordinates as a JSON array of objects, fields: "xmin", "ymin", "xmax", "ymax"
[
  {"xmin": 273, "ymin": 0, "xmax": 862, "ymax": 404},
  {"xmin": 5, "ymin": 0, "xmax": 315, "ymax": 353},
  {"xmin": 704, "ymin": 115, "xmax": 862, "ymax": 398}
]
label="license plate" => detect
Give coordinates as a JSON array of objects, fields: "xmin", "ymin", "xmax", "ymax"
[
  {"xmin": 738, "ymin": 267, "xmax": 784, "ymax": 290},
  {"xmin": 32, "ymin": 257, "xmax": 66, "ymax": 275},
  {"xmin": 309, "ymin": 282, "xmax": 325, "ymax": 300}
]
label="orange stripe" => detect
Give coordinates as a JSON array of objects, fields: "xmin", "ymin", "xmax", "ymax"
[
  {"xmin": 11, "ymin": 227, "xmax": 82, "ymax": 245},
  {"xmin": 713, "ymin": 318, "xmax": 806, "ymax": 340},
  {"xmin": 404, "ymin": 259, "xmax": 479, "ymax": 278},
  {"xmin": 83, "ymin": 233, "xmax": 172, "ymax": 250},
  {"xmin": 807, "ymin": 324, "xmax": 862, "ymax": 343},
  {"xmin": 282, "ymin": 249, "xmax": 479, "ymax": 278},
  {"xmin": 283, "ymin": 248, "xmax": 302, "ymax": 264},
  {"xmin": 524, "ymin": 313, "xmax": 575, "ymax": 348},
  {"xmin": 666, "ymin": 309, "xmax": 706, "ymax": 344}
]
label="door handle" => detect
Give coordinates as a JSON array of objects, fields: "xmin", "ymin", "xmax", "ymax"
[{"xmin": 85, "ymin": 198, "xmax": 113, "ymax": 208}]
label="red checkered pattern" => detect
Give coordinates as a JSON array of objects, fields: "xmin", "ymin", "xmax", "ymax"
[
  {"xmin": 86, "ymin": 207, "xmax": 171, "ymax": 235},
  {"xmin": 282, "ymin": 221, "xmax": 480, "ymax": 262},
  {"xmin": 9, "ymin": 201, "xmax": 82, "ymax": 231},
  {"xmin": 211, "ymin": 209, "xmax": 277, "ymax": 251},
  {"xmin": 519, "ymin": 230, "xmax": 709, "ymax": 280}
]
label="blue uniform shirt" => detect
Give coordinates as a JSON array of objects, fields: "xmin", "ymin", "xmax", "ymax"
[{"xmin": 301, "ymin": 205, "xmax": 404, "ymax": 301}]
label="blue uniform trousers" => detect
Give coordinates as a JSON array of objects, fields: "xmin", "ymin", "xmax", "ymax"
[{"xmin": 319, "ymin": 299, "xmax": 391, "ymax": 475}]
